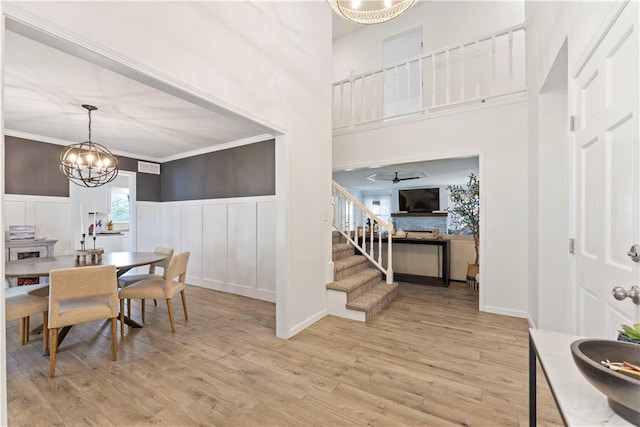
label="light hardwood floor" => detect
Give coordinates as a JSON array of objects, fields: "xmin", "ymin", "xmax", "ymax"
[{"xmin": 6, "ymin": 282, "xmax": 563, "ymax": 426}]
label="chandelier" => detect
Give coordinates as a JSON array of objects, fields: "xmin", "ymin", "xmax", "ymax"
[
  {"xmin": 59, "ymin": 104, "xmax": 119, "ymax": 188},
  {"xmin": 327, "ymin": 0, "xmax": 417, "ymax": 25}
]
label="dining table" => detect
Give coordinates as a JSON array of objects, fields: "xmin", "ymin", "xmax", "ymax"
[{"xmin": 5, "ymin": 251, "xmax": 166, "ymax": 350}]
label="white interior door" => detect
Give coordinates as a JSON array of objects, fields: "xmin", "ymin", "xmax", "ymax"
[{"xmin": 574, "ymin": 2, "xmax": 640, "ymax": 338}]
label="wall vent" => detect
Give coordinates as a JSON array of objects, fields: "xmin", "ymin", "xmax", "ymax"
[{"xmin": 138, "ymin": 161, "xmax": 160, "ymax": 175}]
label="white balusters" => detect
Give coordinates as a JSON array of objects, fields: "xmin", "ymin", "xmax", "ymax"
[
  {"xmin": 431, "ymin": 54, "xmax": 437, "ymax": 107},
  {"xmin": 491, "ymin": 36, "xmax": 496, "ymax": 83},
  {"xmin": 474, "ymin": 41, "xmax": 481, "ymax": 98},
  {"xmin": 331, "ymin": 24, "xmax": 525, "ymax": 129},
  {"xmin": 445, "ymin": 50, "xmax": 451, "ymax": 104},
  {"xmin": 508, "ymin": 31, "xmax": 514, "ymax": 80},
  {"xmin": 460, "ymin": 45, "xmax": 465, "ymax": 100}
]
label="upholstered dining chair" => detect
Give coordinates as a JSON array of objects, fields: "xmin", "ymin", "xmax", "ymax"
[
  {"xmin": 48, "ymin": 264, "xmax": 119, "ymax": 378},
  {"xmin": 5, "ymin": 283, "xmax": 49, "ymax": 351},
  {"xmin": 117, "ymin": 247, "xmax": 174, "ymax": 317},
  {"xmin": 118, "ymin": 251, "xmax": 190, "ymax": 335}
]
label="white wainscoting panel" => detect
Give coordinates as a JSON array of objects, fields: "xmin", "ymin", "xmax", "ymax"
[
  {"xmin": 4, "ymin": 200, "xmax": 27, "ymax": 228},
  {"xmin": 202, "ymin": 204, "xmax": 227, "ymax": 284},
  {"xmin": 227, "ymin": 203, "xmax": 257, "ymax": 290},
  {"xmin": 4, "ymin": 195, "xmax": 72, "ymax": 255},
  {"xmin": 257, "ymin": 201, "xmax": 276, "ymax": 293},
  {"xmin": 161, "ymin": 197, "xmax": 276, "ymax": 302},
  {"xmin": 161, "ymin": 205, "xmax": 182, "ymax": 252},
  {"xmin": 180, "ymin": 204, "xmax": 203, "ymax": 281},
  {"xmin": 135, "ymin": 203, "xmax": 163, "ymax": 252}
]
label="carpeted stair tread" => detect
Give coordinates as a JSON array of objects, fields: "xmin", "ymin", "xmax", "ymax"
[
  {"xmin": 334, "ymin": 255, "xmax": 367, "ymax": 271},
  {"xmin": 332, "ymin": 243, "xmax": 353, "ymax": 253},
  {"xmin": 326, "ymin": 268, "xmax": 381, "ymax": 292},
  {"xmin": 346, "ymin": 283, "xmax": 399, "ymax": 314}
]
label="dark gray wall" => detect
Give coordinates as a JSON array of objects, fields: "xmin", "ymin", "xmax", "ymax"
[
  {"xmin": 5, "ymin": 137, "xmax": 274, "ymax": 202},
  {"xmin": 4, "ymin": 136, "xmax": 161, "ymax": 201},
  {"xmin": 5, "ymin": 136, "xmax": 70, "ymax": 197},
  {"xmin": 161, "ymin": 139, "xmax": 275, "ymax": 201}
]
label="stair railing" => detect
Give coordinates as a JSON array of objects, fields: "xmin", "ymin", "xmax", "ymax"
[
  {"xmin": 332, "ymin": 180, "xmax": 393, "ymax": 284},
  {"xmin": 332, "ymin": 23, "xmax": 526, "ymax": 130}
]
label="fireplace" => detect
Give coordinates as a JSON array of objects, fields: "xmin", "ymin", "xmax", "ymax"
[{"xmin": 5, "ymin": 239, "xmax": 57, "ymax": 287}]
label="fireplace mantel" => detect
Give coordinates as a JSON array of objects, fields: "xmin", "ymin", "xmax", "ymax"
[{"xmin": 5, "ymin": 239, "xmax": 57, "ymax": 286}]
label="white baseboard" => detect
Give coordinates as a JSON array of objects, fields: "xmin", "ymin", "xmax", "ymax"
[
  {"xmin": 483, "ymin": 305, "xmax": 527, "ymax": 319},
  {"xmin": 526, "ymin": 313, "xmax": 537, "ymax": 329},
  {"xmin": 326, "ymin": 289, "xmax": 366, "ymax": 322},
  {"xmin": 288, "ymin": 309, "xmax": 328, "ymax": 338},
  {"xmin": 190, "ymin": 278, "xmax": 276, "ymax": 303}
]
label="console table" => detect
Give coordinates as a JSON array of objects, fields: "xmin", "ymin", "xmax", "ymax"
[
  {"xmin": 357, "ymin": 237, "xmax": 450, "ymax": 286},
  {"xmin": 529, "ymin": 329, "xmax": 632, "ymax": 426}
]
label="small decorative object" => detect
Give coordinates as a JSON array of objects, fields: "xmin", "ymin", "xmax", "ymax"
[
  {"xmin": 618, "ymin": 323, "xmax": 640, "ymax": 345},
  {"xmin": 59, "ymin": 104, "xmax": 118, "ymax": 188},
  {"xmin": 448, "ymin": 173, "xmax": 480, "ymax": 286},
  {"xmin": 107, "ymin": 220, "xmax": 113, "ymax": 231},
  {"xmin": 75, "ymin": 248, "xmax": 104, "ymax": 264}
]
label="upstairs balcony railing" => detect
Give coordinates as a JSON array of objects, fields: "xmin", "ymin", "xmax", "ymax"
[{"xmin": 332, "ymin": 24, "xmax": 526, "ymax": 130}]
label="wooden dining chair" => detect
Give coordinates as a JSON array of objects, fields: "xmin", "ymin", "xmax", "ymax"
[
  {"xmin": 5, "ymin": 283, "xmax": 49, "ymax": 351},
  {"xmin": 48, "ymin": 264, "xmax": 119, "ymax": 378},
  {"xmin": 117, "ymin": 247, "xmax": 174, "ymax": 317},
  {"xmin": 118, "ymin": 251, "xmax": 190, "ymax": 334}
]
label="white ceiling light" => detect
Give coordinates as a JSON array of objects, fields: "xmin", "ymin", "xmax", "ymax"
[{"xmin": 327, "ymin": 0, "xmax": 417, "ymax": 25}]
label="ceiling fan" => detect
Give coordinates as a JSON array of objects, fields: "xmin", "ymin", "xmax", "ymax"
[{"xmin": 392, "ymin": 172, "xmax": 421, "ymax": 184}]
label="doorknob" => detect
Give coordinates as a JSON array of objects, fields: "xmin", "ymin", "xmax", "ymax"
[
  {"xmin": 627, "ymin": 244, "xmax": 640, "ymax": 262},
  {"xmin": 612, "ymin": 285, "xmax": 640, "ymax": 305}
]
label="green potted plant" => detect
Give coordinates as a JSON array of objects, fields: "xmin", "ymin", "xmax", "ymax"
[
  {"xmin": 447, "ymin": 173, "xmax": 480, "ymax": 280},
  {"xmin": 107, "ymin": 219, "xmax": 114, "ymax": 231},
  {"xmin": 618, "ymin": 323, "xmax": 640, "ymax": 344}
]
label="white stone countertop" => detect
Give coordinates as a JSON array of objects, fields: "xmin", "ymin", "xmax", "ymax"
[{"xmin": 529, "ymin": 329, "xmax": 633, "ymax": 426}]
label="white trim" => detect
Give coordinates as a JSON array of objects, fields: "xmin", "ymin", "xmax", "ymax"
[
  {"xmin": 3, "ymin": 193, "xmax": 69, "ymax": 203},
  {"xmin": 527, "ymin": 313, "xmax": 537, "ymax": 329},
  {"xmin": 192, "ymin": 279, "xmax": 276, "ymax": 303},
  {"xmin": 333, "ymin": 93, "xmax": 528, "ymax": 137},
  {"xmin": 326, "ymin": 289, "xmax": 367, "ymax": 322},
  {"xmin": 3, "ymin": 4, "xmax": 284, "ymax": 137},
  {"xmin": 570, "ymin": 0, "xmax": 629, "ymax": 79},
  {"xmin": 1, "ymin": 1, "xmax": 7, "ymax": 423},
  {"xmin": 483, "ymin": 305, "xmax": 527, "ymax": 319},
  {"xmin": 160, "ymin": 133, "xmax": 275, "ymax": 163},
  {"xmin": 288, "ymin": 309, "xmax": 328, "ymax": 338},
  {"xmin": 161, "ymin": 195, "xmax": 276, "ymax": 207},
  {"xmin": 4, "ymin": 129, "xmax": 276, "ymax": 165}
]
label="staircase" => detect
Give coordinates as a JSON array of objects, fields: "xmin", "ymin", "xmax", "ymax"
[{"xmin": 326, "ymin": 232, "xmax": 398, "ymax": 321}]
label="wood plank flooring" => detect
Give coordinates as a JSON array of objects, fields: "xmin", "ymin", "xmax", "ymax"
[{"xmin": 6, "ymin": 282, "xmax": 563, "ymax": 426}]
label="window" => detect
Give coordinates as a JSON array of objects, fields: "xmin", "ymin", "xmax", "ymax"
[
  {"xmin": 110, "ymin": 187, "xmax": 130, "ymax": 223},
  {"xmin": 363, "ymin": 194, "xmax": 391, "ymax": 223}
]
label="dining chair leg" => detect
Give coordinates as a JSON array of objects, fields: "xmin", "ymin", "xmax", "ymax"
[
  {"xmin": 141, "ymin": 299, "xmax": 146, "ymax": 323},
  {"xmin": 50, "ymin": 328, "xmax": 58, "ymax": 378},
  {"xmin": 127, "ymin": 299, "xmax": 131, "ymax": 318},
  {"xmin": 166, "ymin": 299, "xmax": 176, "ymax": 333},
  {"xmin": 119, "ymin": 299, "xmax": 125, "ymax": 337},
  {"xmin": 110, "ymin": 317, "xmax": 117, "ymax": 361},
  {"xmin": 180, "ymin": 290, "xmax": 188, "ymax": 321},
  {"xmin": 153, "ymin": 299, "xmax": 157, "ymax": 306},
  {"xmin": 20, "ymin": 317, "xmax": 26, "ymax": 345},
  {"xmin": 25, "ymin": 316, "xmax": 30, "ymax": 343},
  {"xmin": 43, "ymin": 312, "xmax": 49, "ymax": 353}
]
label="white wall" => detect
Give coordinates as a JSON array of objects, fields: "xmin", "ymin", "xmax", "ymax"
[
  {"xmin": 334, "ymin": 100, "xmax": 529, "ymax": 317},
  {"xmin": 7, "ymin": 1, "xmax": 333, "ymax": 338},
  {"xmin": 525, "ymin": 1, "xmax": 622, "ymax": 333},
  {"xmin": 332, "ymin": 1, "xmax": 524, "ymax": 81}
]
